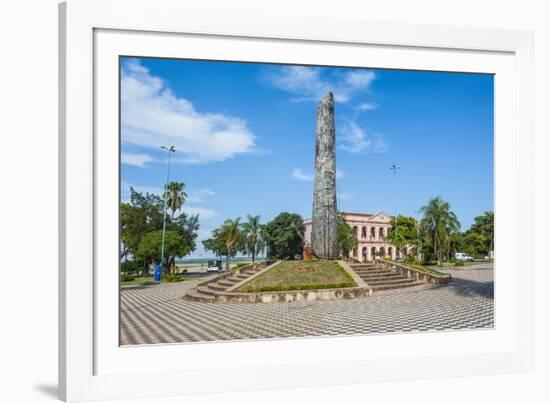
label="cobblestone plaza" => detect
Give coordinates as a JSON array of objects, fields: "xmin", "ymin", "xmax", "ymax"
[{"xmin": 120, "ymin": 265, "xmax": 494, "ymax": 345}]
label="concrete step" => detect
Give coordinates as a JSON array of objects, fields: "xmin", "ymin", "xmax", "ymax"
[
  {"xmin": 218, "ymin": 279, "xmax": 237, "ymax": 287},
  {"xmin": 196, "ymin": 286, "xmax": 217, "ymax": 296},
  {"xmin": 370, "ymin": 282, "xmax": 421, "ymax": 292},
  {"xmin": 354, "ymin": 269, "xmax": 391, "ymax": 275},
  {"xmin": 359, "ymin": 273, "xmax": 407, "ymax": 281},
  {"xmin": 183, "ymin": 290, "xmax": 215, "ymax": 302},
  {"xmin": 366, "ymin": 278, "xmax": 416, "ymax": 286},
  {"xmin": 207, "ymin": 282, "xmax": 230, "ymax": 291}
]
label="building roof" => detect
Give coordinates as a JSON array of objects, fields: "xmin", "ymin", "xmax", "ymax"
[{"xmin": 304, "ymin": 211, "xmax": 393, "ymax": 223}]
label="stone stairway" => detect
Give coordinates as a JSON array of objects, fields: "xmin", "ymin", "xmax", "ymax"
[
  {"xmin": 351, "ymin": 262, "xmax": 421, "ymax": 292},
  {"xmin": 184, "ymin": 263, "xmax": 268, "ymax": 303}
]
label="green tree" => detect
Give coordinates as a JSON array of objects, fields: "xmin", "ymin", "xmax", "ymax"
[
  {"xmin": 135, "ymin": 230, "xmax": 189, "ymax": 274},
  {"xmin": 222, "ymin": 218, "xmax": 243, "ymax": 269},
  {"xmin": 337, "ymin": 213, "xmax": 358, "ymax": 259},
  {"xmin": 120, "ymin": 188, "xmax": 164, "ymax": 261},
  {"xmin": 263, "ymin": 212, "xmax": 304, "ymax": 260},
  {"xmin": 202, "ymin": 220, "xmax": 243, "ymax": 269},
  {"xmin": 419, "ymin": 196, "xmax": 461, "ymax": 266},
  {"xmin": 242, "ymin": 215, "xmax": 264, "ymax": 263},
  {"xmin": 386, "ymin": 215, "xmax": 419, "ymax": 258},
  {"xmin": 462, "ymin": 211, "xmax": 494, "ymax": 258},
  {"xmin": 164, "ymin": 181, "xmax": 188, "ymax": 220},
  {"xmin": 167, "ymin": 212, "xmax": 200, "ymax": 269}
]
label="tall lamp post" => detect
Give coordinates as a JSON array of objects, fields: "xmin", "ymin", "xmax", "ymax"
[
  {"xmin": 159, "ymin": 145, "xmax": 176, "ymax": 281},
  {"xmin": 390, "ymin": 164, "xmax": 400, "ymax": 258}
]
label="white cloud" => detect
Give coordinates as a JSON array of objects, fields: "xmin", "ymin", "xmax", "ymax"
[
  {"xmin": 121, "ymin": 59, "xmax": 256, "ymax": 164},
  {"xmin": 357, "ymin": 102, "xmax": 378, "ymax": 111},
  {"xmin": 186, "ymin": 189, "xmax": 215, "ymax": 204},
  {"xmin": 339, "ymin": 122, "xmax": 388, "ymax": 154},
  {"xmin": 266, "ymin": 66, "xmax": 376, "ymax": 103},
  {"xmin": 121, "ymin": 182, "xmax": 218, "ymax": 220},
  {"xmin": 121, "ymin": 152, "xmax": 155, "ymax": 167},
  {"xmin": 181, "ymin": 206, "xmax": 218, "ymax": 220},
  {"xmin": 291, "ymin": 169, "xmax": 313, "ymax": 181}
]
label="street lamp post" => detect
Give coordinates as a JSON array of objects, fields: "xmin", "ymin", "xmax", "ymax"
[
  {"xmin": 390, "ymin": 164, "xmax": 400, "ymax": 259},
  {"xmin": 159, "ymin": 145, "xmax": 176, "ymax": 281}
]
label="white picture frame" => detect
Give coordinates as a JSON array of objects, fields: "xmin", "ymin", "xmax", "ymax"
[{"xmin": 59, "ymin": 0, "xmax": 534, "ymax": 401}]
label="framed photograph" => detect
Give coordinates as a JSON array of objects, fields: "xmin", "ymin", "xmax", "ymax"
[{"xmin": 59, "ymin": 0, "xmax": 534, "ymax": 401}]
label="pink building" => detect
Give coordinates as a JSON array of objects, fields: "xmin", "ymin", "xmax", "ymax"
[{"xmin": 304, "ymin": 211, "xmax": 411, "ymax": 262}]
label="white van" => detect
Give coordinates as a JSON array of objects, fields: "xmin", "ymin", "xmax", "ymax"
[{"xmin": 455, "ymin": 252, "xmax": 474, "ymax": 261}]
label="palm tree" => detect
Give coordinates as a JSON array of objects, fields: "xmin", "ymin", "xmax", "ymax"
[
  {"xmin": 419, "ymin": 196, "xmax": 461, "ymax": 266},
  {"xmin": 164, "ymin": 182, "xmax": 188, "ymax": 220},
  {"xmin": 242, "ymin": 215, "xmax": 264, "ymax": 263},
  {"xmin": 222, "ymin": 217, "xmax": 242, "ymax": 270}
]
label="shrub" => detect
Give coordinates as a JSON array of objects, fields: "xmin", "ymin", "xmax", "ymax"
[
  {"xmin": 120, "ymin": 260, "xmax": 142, "ymax": 274},
  {"xmin": 244, "ymin": 282, "xmax": 356, "ymax": 293},
  {"xmin": 120, "ymin": 275, "xmax": 134, "ymax": 282},
  {"xmin": 164, "ymin": 273, "xmax": 184, "ymax": 282},
  {"xmin": 454, "ymin": 260, "xmax": 464, "ymax": 267},
  {"xmin": 404, "ymin": 255, "xmax": 420, "ymax": 265}
]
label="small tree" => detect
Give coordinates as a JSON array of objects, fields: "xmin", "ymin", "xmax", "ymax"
[
  {"xmin": 337, "ymin": 214, "xmax": 358, "ymax": 259},
  {"xmin": 386, "ymin": 215, "xmax": 419, "ymax": 259},
  {"xmin": 419, "ymin": 196, "xmax": 461, "ymax": 266},
  {"xmin": 135, "ymin": 230, "xmax": 188, "ymax": 274},
  {"xmin": 164, "ymin": 181, "xmax": 188, "ymax": 220},
  {"xmin": 202, "ymin": 218, "xmax": 244, "ymax": 270},
  {"xmin": 263, "ymin": 212, "xmax": 304, "ymax": 260},
  {"xmin": 242, "ymin": 214, "xmax": 264, "ymax": 263}
]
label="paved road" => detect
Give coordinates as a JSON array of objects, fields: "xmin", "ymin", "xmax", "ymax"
[{"xmin": 120, "ymin": 267, "xmax": 494, "ymax": 345}]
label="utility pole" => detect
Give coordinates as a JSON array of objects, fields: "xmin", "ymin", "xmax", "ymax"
[
  {"xmin": 390, "ymin": 164, "xmax": 400, "ymax": 259},
  {"xmin": 159, "ymin": 145, "xmax": 176, "ymax": 281}
]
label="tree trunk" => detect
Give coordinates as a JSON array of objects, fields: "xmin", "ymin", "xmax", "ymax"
[
  {"xmin": 225, "ymin": 255, "xmax": 230, "ymax": 271},
  {"xmin": 252, "ymin": 249, "xmax": 256, "ymax": 263}
]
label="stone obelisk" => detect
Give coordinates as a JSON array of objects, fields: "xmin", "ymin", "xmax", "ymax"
[{"xmin": 311, "ymin": 92, "xmax": 339, "ymax": 259}]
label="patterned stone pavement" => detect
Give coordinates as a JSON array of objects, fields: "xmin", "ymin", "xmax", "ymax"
[{"xmin": 120, "ymin": 266, "xmax": 494, "ymax": 345}]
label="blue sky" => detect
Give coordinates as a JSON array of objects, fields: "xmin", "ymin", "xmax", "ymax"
[{"xmin": 120, "ymin": 57, "xmax": 494, "ymax": 258}]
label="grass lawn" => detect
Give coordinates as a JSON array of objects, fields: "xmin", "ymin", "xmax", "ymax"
[{"xmin": 237, "ymin": 260, "xmax": 356, "ymax": 293}]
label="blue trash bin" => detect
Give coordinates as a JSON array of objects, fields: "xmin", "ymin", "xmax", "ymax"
[{"xmin": 154, "ymin": 264, "xmax": 161, "ymax": 282}]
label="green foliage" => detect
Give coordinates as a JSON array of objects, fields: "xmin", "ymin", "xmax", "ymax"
[
  {"xmin": 419, "ymin": 196, "xmax": 461, "ymax": 266},
  {"xmin": 454, "ymin": 260, "xmax": 465, "ymax": 267},
  {"xmin": 337, "ymin": 213, "xmax": 358, "ymax": 259},
  {"xmin": 462, "ymin": 211, "xmax": 494, "ymax": 258},
  {"xmin": 202, "ymin": 218, "xmax": 245, "ymax": 269},
  {"xmin": 164, "ymin": 182, "xmax": 188, "ymax": 220},
  {"xmin": 120, "ymin": 188, "xmax": 164, "ymax": 259},
  {"xmin": 135, "ymin": 230, "xmax": 190, "ymax": 274},
  {"xmin": 120, "ymin": 274, "xmax": 134, "ymax": 282},
  {"xmin": 164, "ymin": 273, "xmax": 184, "ymax": 282},
  {"xmin": 262, "ymin": 212, "xmax": 305, "ymax": 260},
  {"xmin": 244, "ymin": 282, "xmax": 355, "ymax": 293},
  {"xmin": 120, "ymin": 259, "xmax": 143, "ymax": 274},
  {"xmin": 241, "ymin": 215, "xmax": 265, "ymax": 262},
  {"xmin": 238, "ymin": 260, "xmax": 355, "ymax": 292},
  {"xmin": 386, "ymin": 215, "xmax": 419, "ymax": 257},
  {"xmin": 404, "ymin": 254, "xmax": 420, "ymax": 265},
  {"xmin": 120, "ymin": 187, "xmax": 199, "ymax": 272}
]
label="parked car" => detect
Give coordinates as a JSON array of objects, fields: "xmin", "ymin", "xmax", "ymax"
[
  {"xmin": 206, "ymin": 259, "xmax": 223, "ymax": 272},
  {"xmin": 454, "ymin": 252, "xmax": 474, "ymax": 261}
]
